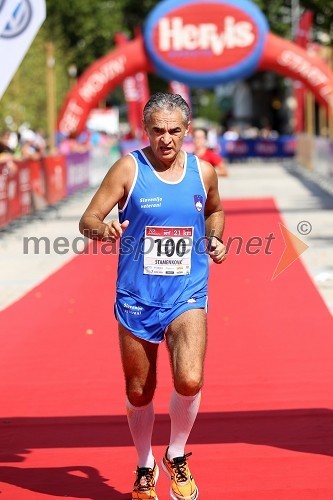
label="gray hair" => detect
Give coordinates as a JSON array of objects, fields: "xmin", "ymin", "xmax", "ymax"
[{"xmin": 143, "ymin": 92, "xmax": 191, "ymax": 124}]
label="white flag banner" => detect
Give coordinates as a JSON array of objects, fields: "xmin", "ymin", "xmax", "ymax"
[
  {"xmin": 0, "ymin": 0, "xmax": 16, "ymax": 33},
  {"xmin": 0, "ymin": 0, "xmax": 46, "ymax": 99}
]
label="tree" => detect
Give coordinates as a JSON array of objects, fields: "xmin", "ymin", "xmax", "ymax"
[{"xmin": 45, "ymin": 0, "xmax": 124, "ymax": 75}]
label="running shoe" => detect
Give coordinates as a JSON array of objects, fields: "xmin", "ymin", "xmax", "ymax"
[
  {"xmin": 162, "ymin": 448, "xmax": 198, "ymax": 500},
  {"xmin": 132, "ymin": 461, "xmax": 159, "ymax": 499}
]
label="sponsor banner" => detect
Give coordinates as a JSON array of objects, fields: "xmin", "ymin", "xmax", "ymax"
[
  {"xmin": 254, "ymin": 140, "xmax": 278, "ymax": 156},
  {"xmin": 17, "ymin": 160, "xmax": 32, "ymax": 216},
  {"xmin": 42, "ymin": 155, "xmax": 67, "ymax": 205},
  {"xmin": 121, "ymin": 136, "xmax": 296, "ymax": 159},
  {"xmin": 282, "ymin": 137, "xmax": 296, "ymax": 156},
  {"xmin": 0, "ymin": 163, "xmax": 9, "ymax": 228},
  {"xmin": 1, "ymin": 160, "xmax": 33, "ymax": 225},
  {"xmin": 144, "ymin": 0, "xmax": 268, "ymax": 86},
  {"xmin": 7, "ymin": 166, "xmax": 20, "ymax": 221},
  {"xmin": 123, "ymin": 71, "xmax": 150, "ymax": 137},
  {"xmin": 135, "ymin": 70, "xmax": 150, "ymax": 138},
  {"xmin": 224, "ymin": 139, "xmax": 250, "ymax": 156},
  {"xmin": 116, "ymin": 33, "xmax": 150, "ymax": 139},
  {"xmin": 0, "ymin": 0, "xmax": 46, "ymax": 99},
  {"xmin": 0, "ymin": 153, "xmax": 102, "ymax": 229},
  {"xmin": 29, "ymin": 158, "xmax": 47, "ymax": 211},
  {"xmin": 123, "ymin": 74, "xmax": 143, "ymax": 137},
  {"xmin": 66, "ymin": 151, "xmax": 90, "ymax": 195},
  {"xmin": 219, "ymin": 136, "xmax": 295, "ymax": 158}
]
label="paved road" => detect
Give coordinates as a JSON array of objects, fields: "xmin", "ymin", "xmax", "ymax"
[
  {"xmin": 0, "ymin": 159, "xmax": 332, "ymax": 313},
  {"xmin": 221, "ymin": 160, "xmax": 333, "ymax": 313}
]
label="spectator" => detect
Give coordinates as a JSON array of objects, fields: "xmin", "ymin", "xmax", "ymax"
[
  {"xmin": 192, "ymin": 127, "xmax": 228, "ymax": 177},
  {"xmin": 260, "ymin": 125, "xmax": 279, "ymax": 139},
  {"xmin": 0, "ymin": 130, "xmax": 14, "ymax": 157},
  {"xmin": 223, "ymin": 126, "xmax": 240, "ymax": 140},
  {"xmin": 58, "ymin": 131, "xmax": 91, "ymax": 155},
  {"xmin": 0, "ymin": 130, "xmax": 17, "ymax": 176},
  {"xmin": 35, "ymin": 128, "xmax": 47, "ymax": 155},
  {"xmin": 259, "ymin": 118, "xmax": 279, "ymax": 139},
  {"xmin": 20, "ymin": 130, "xmax": 42, "ymax": 160}
]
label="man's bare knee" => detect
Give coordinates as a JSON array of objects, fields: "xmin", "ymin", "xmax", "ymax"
[
  {"xmin": 174, "ymin": 374, "xmax": 203, "ymax": 397},
  {"xmin": 126, "ymin": 379, "xmax": 156, "ymax": 407}
]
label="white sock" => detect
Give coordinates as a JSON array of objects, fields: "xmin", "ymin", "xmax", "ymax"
[
  {"xmin": 168, "ymin": 390, "xmax": 201, "ymax": 460},
  {"xmin": 126, "ymin": 399, "xmax": 155, "ymax": 468}
]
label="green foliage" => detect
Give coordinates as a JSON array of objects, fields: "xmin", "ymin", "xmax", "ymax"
[
  {"xmin": 45, "ymin": 0, "xmax": 124, "ymax": 75},
  {"xmin": 252, "ymin": 0, "xmax": 333, "ymax": 42},
  {"xmin": 121, "ymin": 0, "xmax": 160, "ymax": 32}
]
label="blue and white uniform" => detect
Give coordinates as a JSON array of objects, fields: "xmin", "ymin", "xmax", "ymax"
[{"xmin": 114, "ymin": 149, "xmax": 209, "ymax": 342}]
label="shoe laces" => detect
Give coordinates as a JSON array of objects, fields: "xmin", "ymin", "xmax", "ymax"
[
  {"xmin": 134, "ymin": 466, "xmax": 155, "ymax": 491},
  {"xmin": 170, "ymin": 452, "xmax": 192, "ymax": 483}
]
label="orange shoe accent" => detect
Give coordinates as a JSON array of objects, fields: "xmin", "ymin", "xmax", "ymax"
[
  {"xmin": 132, "ymin": 461, "xmax": 159, "ymax": 499},
  {"xmin": 162, "ymin": 449, "xmax": 198, "ymax": 500}
]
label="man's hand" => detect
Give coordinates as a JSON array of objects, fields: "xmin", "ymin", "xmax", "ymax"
[
  {"xmin": 207, "ymin": 236, "xmax": 227, "ymax": 264},
  {"xmin": 103, "ymin": 219, "xmax": 129, "ymax": 241}
]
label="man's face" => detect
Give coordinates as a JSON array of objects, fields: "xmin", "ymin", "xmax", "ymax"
[
  {"xmin": 144, "ymin": 108, "xmax": 190, "ymax": 163},
  {"xmin": 193, "ymin": 129, "xmax": 206, "ymax": 150}
]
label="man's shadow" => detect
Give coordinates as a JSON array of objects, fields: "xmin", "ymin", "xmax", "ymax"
[
  {"xmin": 1, "ymin": 408, "xmax": 333, "ymax": 498},
  {"xmin": 0, "ymin": 465, "xmax": 129, "ymax": 499}
]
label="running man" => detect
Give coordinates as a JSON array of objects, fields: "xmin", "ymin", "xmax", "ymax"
[
  {"xmin": 192, "ymin": 127, "xmax": 228, "ymax": 177},
  {"xmin": 79, "ymin": 93, "xmax": 226, "ymax": 499}
]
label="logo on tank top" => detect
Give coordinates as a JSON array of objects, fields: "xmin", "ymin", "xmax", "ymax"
[
  {"xmin": 140, "ymin": 196, "xmax": 163, "ymax": 209},
  {"xmin": 194, "ymin": 194, "xmax": 203, "ymax": 212}
]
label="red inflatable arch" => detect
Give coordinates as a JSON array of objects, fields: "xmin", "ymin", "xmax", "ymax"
[
  {"xmin": 57, "ymin": 34, "xmax": 152, "ymax": 136},
  {"xmin": 260, "ymin": 33, "xmax": 333, "ymax": 110},
  {"xmin": 57, "ymin": 32, "xmax": 333, "ymax": 136}
]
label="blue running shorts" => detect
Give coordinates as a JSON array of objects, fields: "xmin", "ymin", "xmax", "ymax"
[{"xmin": 114, "ymin": 292, "xmax": 208, "ymax": 343}]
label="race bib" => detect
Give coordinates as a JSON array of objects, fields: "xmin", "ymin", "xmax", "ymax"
[{"xmin": 143, "ymin": 226, "xmax": 193, "ymax": 276}]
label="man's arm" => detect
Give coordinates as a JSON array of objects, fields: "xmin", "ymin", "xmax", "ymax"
[
  {"xmin": 79, "ymin": 155, "xmax": 135, "ymax": 241},
  {"xmin": 200, "ymin": 160, "xmax": 227, "ymax": 264}
]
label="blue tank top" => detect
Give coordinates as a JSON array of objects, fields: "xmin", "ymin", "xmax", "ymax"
[{"xmin": 116, "ymin": 149, "xmax": 209, "ymax": 307}]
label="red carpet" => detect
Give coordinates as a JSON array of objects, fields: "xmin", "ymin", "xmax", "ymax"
[{"xmin": 1, "ymin": 198, "xmax": 332, "ymax": 499}]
